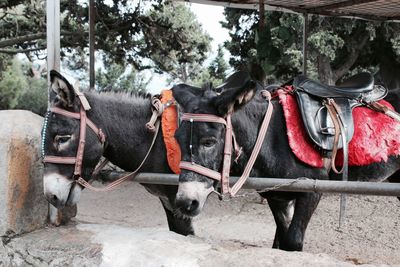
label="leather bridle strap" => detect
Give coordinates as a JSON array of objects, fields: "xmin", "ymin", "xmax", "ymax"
[
  {"xmin": 46, "ymin": 107, "xmax": 106, "ymax": 143},
  {"xmin": 179, "ymin": 161, "xmax": 221, "ymax": 181},
  {"xmin": 75, "ymin": 107, "xmax": 87, "ymax": 177},
  {"xmin": 180, "ymin": 113, "xmax": 227, "ymax": 125},
  {"xmin": 230, "ymin": 90, "xmax": 273, "ymax": 196},
  {"xmin": 43, "ymin": 106, "xmax": 106, "ymax": 170}
]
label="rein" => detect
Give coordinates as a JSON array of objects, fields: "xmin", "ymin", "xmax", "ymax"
[{"xmin": 179, "ymin": 90, "xmax": 274, "ymax": 196}]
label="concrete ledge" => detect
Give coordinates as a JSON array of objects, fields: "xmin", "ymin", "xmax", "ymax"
[{"xmin": 0, "ymin": 223, "xmax": 375, "ymax": 267}]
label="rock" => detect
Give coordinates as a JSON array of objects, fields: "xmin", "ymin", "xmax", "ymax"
[
  {"xmin": 0, "ymin": 110, "xmax": 47, "ymax": 237},
  {"xmin": 0, "ymin": 110, "xmax": 76, "ymax": 237}
]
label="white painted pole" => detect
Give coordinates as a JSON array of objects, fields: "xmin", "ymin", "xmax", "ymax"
[{"xmin": 46, "ymin": 0, "xmax": 60, "ymax": 92}]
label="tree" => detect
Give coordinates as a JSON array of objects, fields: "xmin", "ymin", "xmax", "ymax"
[
  {"xmin": 208, "ymin": 45, "xmax": 228, "ymax": 81},
  {"xmin": 144, "ymin": 2, "xmax": 211, "ymax": 82},
  {"xmin": 0, "ymin": 0, "xmax": 211, "ymax": 80},
  {"xmin": 0, "ymin": 57, "xmax": 27, "ymax": 109},
  {"xmin": 96, "ymin": 63, "xmax": 150, "ymax": 93},
  {"xmin": 222, "ymin": 9, "xmax": 400, "ymax": 85},
  {"xmin": 15, "ymin": 77, "xmax": 47, "ymax": 115}
]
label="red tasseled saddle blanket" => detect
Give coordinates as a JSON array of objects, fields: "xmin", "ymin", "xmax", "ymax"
[{"xmin": 277, "ymin": 89, "xmax": 400, "ymax": 168}]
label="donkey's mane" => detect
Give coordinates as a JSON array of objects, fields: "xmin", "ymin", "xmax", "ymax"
[{"xmin": 90, "ymin": 90, "xmax": 153, "ymax": 102}]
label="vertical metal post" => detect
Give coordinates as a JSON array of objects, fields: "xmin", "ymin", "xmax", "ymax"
[
  {"xmin": 46, "ymin": 0, "xmax": 60, "ymax": 100},
  {"xmin": 302, "ymin": 13, "xmax": 309, "ymax": 76},
  {"xmin": 259, "ymin": 0, "xmax": 265, "ymax": 31},
  {"xmin": 89, "ymin": 0, "xmax": 95, "ymax": 90}
]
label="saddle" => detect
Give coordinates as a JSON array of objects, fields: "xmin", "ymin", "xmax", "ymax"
[{"xmin": 292, "ymin": 72, "xmax": 388, "ymax": 173}]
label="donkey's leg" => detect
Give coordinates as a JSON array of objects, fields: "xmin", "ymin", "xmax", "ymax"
[
  {"xmin": 387, "ymin": 170, "xmax": 400, "ymax": 201},
  {"xmin": 159, "ymin": 198, "xmax": 195, "ymax": 236},
  {"xmin": 280, "ymin": 192, "xmax": 321, "ymax": 251},
  {"xmin": 265, "ymin": 196, "xmax": 294, "ymax": 249}
]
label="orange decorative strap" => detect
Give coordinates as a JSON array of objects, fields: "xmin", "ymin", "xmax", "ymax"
[{"xmin": 161, "ymin": 90, "xmax": 182, "ymax": 174}]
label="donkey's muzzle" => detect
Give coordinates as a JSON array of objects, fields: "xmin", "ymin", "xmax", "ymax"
[{"xmin": 175, "ymin": 197, "xmax": 200, "ymax": 216}]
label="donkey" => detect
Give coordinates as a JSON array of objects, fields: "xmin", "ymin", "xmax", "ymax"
[
  {"xmin": 42, "ymin": 70, "xmax": 194, "ymax": 235},
  {"xmin": 171, "ymin": 80, "xmax": 400, "ymax": 251}
]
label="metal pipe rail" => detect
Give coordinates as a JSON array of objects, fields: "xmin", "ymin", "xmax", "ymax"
[{"xmin": 132, "ymin": 173, "xmax": 400, "ymax": 197}]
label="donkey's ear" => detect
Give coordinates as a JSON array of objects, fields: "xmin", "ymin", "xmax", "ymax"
[
  {"xmin": 49, "ymin": 70, "xmax": 75, "ymax": 108},
  {"xmin": 172, "ymin": 84, "xmax": 204, "ymax": 109},
  {"xmin": 213, "ymin": 80, "xmax": 257, "ymax": 116}
]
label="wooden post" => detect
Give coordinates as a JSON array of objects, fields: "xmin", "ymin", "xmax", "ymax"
[
  {"xmin": 89, "ymin": 0, "xmax": 95, "ymax": 90},
  {"xmin": 46, "ymin": 0, "xmax": 60, "ymax": 92},
  {"xmin": 46, "ymin": 1, "xmax": 77, "ymax": 225},
  {"xmin": 302, "ymin": 13, "xmax": 309, "ymax": 76}
]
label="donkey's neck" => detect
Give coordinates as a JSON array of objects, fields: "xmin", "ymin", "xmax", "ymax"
[
  {"xmin": 231, "ymin": 93, "xmax": 326, "ymax": 179},
  {"xmin": 84, "ymin": 92, "xmax": 170, "ymax": 172}
]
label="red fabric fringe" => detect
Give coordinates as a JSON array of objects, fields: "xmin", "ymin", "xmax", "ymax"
[{"xmin": 278, "ymin": 89, "xmax": 400, "ymax": 168}]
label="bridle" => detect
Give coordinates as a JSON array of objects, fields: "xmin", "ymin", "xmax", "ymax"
[
  {"xmin": 179, "ymin": 90, "xmax": 274, "ymax": 197},
  {"xmin": 42, "ymin": 104, "xmax": 106, "ymax": 186}
]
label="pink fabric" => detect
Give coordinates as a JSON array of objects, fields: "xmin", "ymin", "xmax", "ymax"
[{"xmin": 278, "ymin": 90, "xmax": 400, "ymax": 168}]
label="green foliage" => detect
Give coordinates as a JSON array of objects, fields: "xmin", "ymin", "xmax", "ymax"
[
  {"xmin": 0, "ymin": 56, "xmax": 47, "ymax": 114},
  {"xmin": 145, "ymin": 1, "xmax": 211, "ymax": 82},
  {"xmin": 15, "ymin": 77, "xmax": 47, "ymax": 115},
  {"xmin": 188, "ymin": 68, "xmax": 223, "ymax": 88},
  {"xmin": 208, "ymin": 45, "xmax": 228, "ymax": 81},
  {"xmin": 0, "ymin": 57, "xmax": 27, "ymax": 109},
  {"xmin": 96, "ymin": 63, "xmax": 150, "ymax": 93},
  {"xmin": 222, "ymin": 9, "xmax": 400, "ymax": 84},
  {"xmin": 308, "ymin": 30, "xmax": 344, "ymax": 61},
  {"xmin": 221, "ymin": 8, "xmax": 257, "ymax": 69}
]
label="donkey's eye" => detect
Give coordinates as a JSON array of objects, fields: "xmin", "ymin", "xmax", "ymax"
[
  {"xmin": 200, "ymin": 137, "xmax": 217, "ymax": 147},
  {"xmin": 55, "ymin": 135, "xmax": 71, "ymax": 144}
]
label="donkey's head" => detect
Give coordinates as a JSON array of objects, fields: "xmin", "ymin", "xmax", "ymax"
[
  {"xmin": 172, "ymin": 82, "xmax": 257, "ymax": 217},
  {"xmin": 42, "ymin": 70, "xmax": 105, "ymax": 208}
]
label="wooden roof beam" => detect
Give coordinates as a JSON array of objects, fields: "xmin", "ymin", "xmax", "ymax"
[{"xmin": 308, "ymin": 0, "xmax": 380, "ymax": 12}]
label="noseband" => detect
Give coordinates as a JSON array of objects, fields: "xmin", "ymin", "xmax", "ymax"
[
  {"xmin": 179, "ymin": 90, "xmax": 274, "ymax": 196},
  {"xmin": 42, "ymin": 105, "xmax": 106, "ymax": 182}
]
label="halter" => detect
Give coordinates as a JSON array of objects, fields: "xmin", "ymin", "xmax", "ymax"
[
  {"xmin": 42, "ymin": 104, "xmax": 106, "ymax": 182},
  {"xmin": 42, "ymin": 93, "xmax": 164, "ymax": 192},
  {"xmin": 179, "ymin": 90, "xmax": 274, "ymax": 197}
]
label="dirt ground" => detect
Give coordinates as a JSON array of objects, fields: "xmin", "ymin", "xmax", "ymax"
[{"xmin": 76, "ymin": 181, "xmax": 400, "ymax": 266}]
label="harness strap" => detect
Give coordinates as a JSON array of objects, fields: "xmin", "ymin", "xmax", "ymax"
[
  {"xmin": 146, "ymin": 97, "xmax": 164, "ymax": 132},
  {"xmin": 48, "ymin": 107, "xmax": 106, "ymax": 143},
  {"xmin": 221, "ymin": 115, "xmax": 233, "ymax": 193},
  {"xmin": 179, "ymin": 161, "xmax": 222, "ymax": 181},
  {"xmin": 181, "ymin": 113, "xmax": 227, "ymax": 125},
  {"xmin": 230, "ymin": 90, "xmax": 274, "ymax": 196},
  {"xmin": 74, "ymin": 107, "xmax": 87, "ymax": 177},
  {"xmin": 43, "ymin": 156, "xmax": 76, "ymax": 164}
]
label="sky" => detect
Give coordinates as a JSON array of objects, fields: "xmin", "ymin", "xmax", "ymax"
[{"xmin": 146, "ymin": 3, "xmax": 231, "ymax": 94}]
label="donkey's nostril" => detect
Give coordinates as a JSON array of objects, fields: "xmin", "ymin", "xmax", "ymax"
[
  {"xmin": 176, "ymin": 198, "xmax": 200, "ymax": 215},
  {"xmin": 45, "ymin": 192, "xmax": 62, "ymax": 208},
  {"xmin": 186, "ymin": 199, "xmax": 199, "ymax": 212}
]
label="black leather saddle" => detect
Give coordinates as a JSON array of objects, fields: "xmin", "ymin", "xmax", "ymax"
[{"xmin": 293, "ymin": 72, "xmax": 388, "ymax": 152}]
